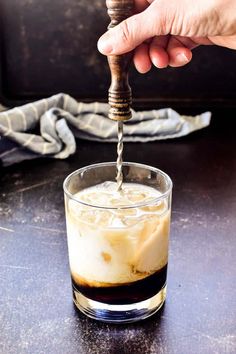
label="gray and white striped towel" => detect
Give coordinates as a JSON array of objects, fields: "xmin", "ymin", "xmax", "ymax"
[{"xmin": 0, "ymin": 93, "xmax": 211, "ymax": 167}]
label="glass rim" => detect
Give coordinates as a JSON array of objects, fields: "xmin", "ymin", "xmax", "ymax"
[{"xmin": 63, "ymin": 162, "xmax": 173, "ymax": 210}]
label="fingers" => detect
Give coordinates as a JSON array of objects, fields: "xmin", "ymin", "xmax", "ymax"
[
  {"xmin": 166, "ymin": 37, "xmax": 193, "ymax": 67},
  {"xmin": 133, "ymin": 35, "xmax": 196, "ymax": 73},
  {"xmin": 133, "ymin": 43, "xmax": 152, "ymax": 73},
  {"xmin": 149, "ymin": 36, "xmax": 169, "ymax": 68},
  {"xmin": 98, "ymin": 3, "xmax": 164, "ymax": 55}
]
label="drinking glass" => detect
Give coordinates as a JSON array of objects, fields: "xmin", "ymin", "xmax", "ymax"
[{"xmin": 63, "ymin": 162, "xmax": 172, "ymax": 323}]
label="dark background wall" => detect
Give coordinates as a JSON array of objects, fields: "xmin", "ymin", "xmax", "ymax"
[{"xmin": 0, "ymin": 0, "xmax": 236, "ymax": 108}]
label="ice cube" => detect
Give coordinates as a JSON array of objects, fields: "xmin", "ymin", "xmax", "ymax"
[
  {"xmin": 131, "ymin": 213, "xmax": 170, "ymax": 273},
  {"xmin": 141, "ymin": 200, "xmax": 166, "ymax": 214},
  {"xmin": 115, "ymin": 208, "xmax": 137, "ymax": 216},
  {"xmin": 100, "ymin": 181, "xmax": 117, "ymax": 191},
  {"xmin": 94, "ymin": 210, "xmax": 114, "ymax": 227},
  {"xmin": 126, "ymin": 191, "xmax": 148, "ymax": 203},
  {"xmin": 110, "ymin": 216, "xmax": 127, "ymax": 228}
]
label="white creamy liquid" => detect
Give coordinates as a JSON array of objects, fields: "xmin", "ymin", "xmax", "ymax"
[{"xmin": 66, "ymin": 182, "xmax": 170, "ymax": 287}]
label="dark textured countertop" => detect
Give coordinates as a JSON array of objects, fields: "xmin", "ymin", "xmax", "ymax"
[{"xmin": 0, "ymin": 110, "xmax": 236, "ymax": 354}]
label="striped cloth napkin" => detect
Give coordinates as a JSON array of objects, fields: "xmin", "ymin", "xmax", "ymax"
[{"xmin": 0, "ymin": 93, "xmax": 211, "ymax": 167}]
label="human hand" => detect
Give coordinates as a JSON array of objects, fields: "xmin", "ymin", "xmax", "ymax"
[{"xmin": 98, "ymin": 0, "xmax": 236, "ymax": 73}]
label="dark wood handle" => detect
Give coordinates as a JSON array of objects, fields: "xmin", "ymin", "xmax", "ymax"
[{"xmin": 106, "ymin": 0, "xmax": 134, "ymax": 121}]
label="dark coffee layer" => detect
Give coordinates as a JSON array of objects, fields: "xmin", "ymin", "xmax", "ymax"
[{"xmin": 72, "ymin": 264, "xmax": 167, "ymax": 305}]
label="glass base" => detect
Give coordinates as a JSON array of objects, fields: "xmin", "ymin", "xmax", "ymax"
[{"xmin": 73, "ymin": 285, "xmax": 166, "ymax": 324}]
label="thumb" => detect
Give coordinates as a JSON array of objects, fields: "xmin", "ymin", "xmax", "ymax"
[{"xmin": 97, "ymin": 3, "xmax": 166, "ymax": 55}]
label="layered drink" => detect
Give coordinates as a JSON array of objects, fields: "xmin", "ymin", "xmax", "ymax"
[
  {"xmin": 64, "ymin": 162, "xmax": 172, "ymax": 322},
  {"xmin": 65, "ymin": 181, "xmax": 170, "ymax": 305}
]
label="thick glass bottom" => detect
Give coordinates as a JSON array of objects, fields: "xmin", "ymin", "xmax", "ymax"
[{"xmin": 73, "ymin": 285, "xmax": 166, "ymax": 324}]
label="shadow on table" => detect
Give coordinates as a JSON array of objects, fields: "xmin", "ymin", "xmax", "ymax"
[{"xmin": 72, "ymin": 303, "xmax": 167, "ymax": 354}]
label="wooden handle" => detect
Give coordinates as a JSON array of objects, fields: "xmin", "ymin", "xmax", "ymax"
[{"xmin": 106, "ymin": 0, "xmax": 134, "ymax": 121}]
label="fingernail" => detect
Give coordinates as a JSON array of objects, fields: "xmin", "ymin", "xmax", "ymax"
[
  {"xmin": 176, "ymin": 53, "xmax": 189, "ymax": 65},
  {"xmin": 97, "ymin": 34, "xmax": 113, "ymax": 54},
  {"xmin": 152, "ymin": 58, "xmax": 168, "ymax": 69},
  {"xmin": 152, "ymin": 58, "xmax": 159, "ymax": 68}
]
